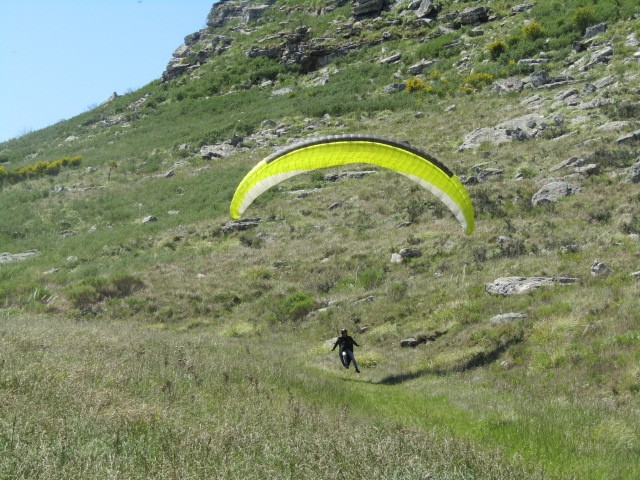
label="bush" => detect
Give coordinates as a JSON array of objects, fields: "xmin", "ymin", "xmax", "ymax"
[
  {"xmin": 573, "ymin": 7, "xmax": 596, "ymax": 34},
  {"xmin": 273, "ymin": 292, "xmax": 316, "ymax": 321},
  {"xmin": 358, "ymin": 267, "xmax": 384, "ymax": 290},
  {"xmin": 522, "ymin": 20, "xmax": 543, "ymax": 40},
  {"xmin": 405, "ymin": 76, "xmax": 426, "ymax": 93},
  {"xmin": 487, "ymin": 39, "xmax": 507, "ymax": 60}
]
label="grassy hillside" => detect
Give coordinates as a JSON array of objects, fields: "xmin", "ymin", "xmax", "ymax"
[{"xmin": 1, "ymin": 0, "xmax": 640, "ymax": 477}]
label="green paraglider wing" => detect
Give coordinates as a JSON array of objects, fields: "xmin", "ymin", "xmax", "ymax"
[{"xmin": 230, "ymin": 134, "xmax": 474, "ymax": 235}]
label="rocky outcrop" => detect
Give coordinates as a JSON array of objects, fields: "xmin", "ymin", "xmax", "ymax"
[
  {"xmin": 0, "ymin": 250, "xmax": 38, "ymax": 264},
  {"xmin": 222, "ymin": 218, "xmax": 262, "ymax": 234},
  {"xmin": 485, "ymin": 277, "xmax": 578, "ymax": 295},
  {"xmin": 352, "ymin": 0, "xmax": 387, "ymax": 18},
  {"xmin": 460, "ymin": 114, "xmax": 547, "ymax": 150},
  {"xmin": 531, "ymin": 181, "xmax": 579, "ymax": 206}
]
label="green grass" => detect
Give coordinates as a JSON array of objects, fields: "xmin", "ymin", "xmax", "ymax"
[{"xmin": 1, "ymin": 0, "xmax": 640, "ymax": 476}]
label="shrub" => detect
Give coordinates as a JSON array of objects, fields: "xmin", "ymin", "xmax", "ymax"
[
  {"xmin": 405, "ymin": 76, "xmax": 426, "ymax": 93},
  {"xmin": 274, "ymin": 292, "xmax": 316, "ymax": 321},
  {"xmin": 487, "ymin": 39, "xmax": 507, "ymax": 60},
  {"xmin": 573, "ymin": 7, "xmax": 596, "ymax": 34},
  {"xmin": 358, "ymin": 267, "xmax": 384, "ymax": 290},
  {"xmin": 522, "ymin": 20, "xmax": 543, "ymax": 40},
  {"xmin": 66, "ymin": 284, "xmax": 100, "ymax": 310},
  {"xmin": 463, "ymin": 72, "xmax": 495, "ymax": 90}
]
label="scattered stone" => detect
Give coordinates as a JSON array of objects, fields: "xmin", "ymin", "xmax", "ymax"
[
  {"xmin": 67, "ymin": 256, "xmax": 79, "ymax": 263},
  {"xmin": 142, "ymin": 215, "xmax": 158, "ymax": 223},
  {"xmin": 594, "ymin": 75, "xmax": 615, "ymax": 89},
  {"xmin": 222, "ymin": 218, "xmax": 262, "ymax": 234},
  {"xmin": 591, "ymin": 260, "xmax": 612, "ymax": 277},
  {"xmin": 489, "ymin": 312, "xmax": 527, "ymax": 325},
  {"xmin": 390, "ymin": 253, "xmax": 403, "ymax": 264},
  {"xmin": 328, "ymin": 202, "xmax": 343, "ymax": 210},
  {"xmin": 485, "ymin": 277, "xmax": 578, "ymax": 295},
  {"xmin": 531, "ymin": 181, "xmax": 578, "ymax": 206},
  {"xmin": 597, "ymin": 121, "xmax": 629, "ymax": 132},
  {"xmin": 0, "ymin": 250, "xmax": 38, "ymax": 265},
  {"xmin": 631, "ymin": 271, "xmax": 640, "ymax": 281},
  {"xmin": 53, "ymin": 185, "xmax": 66, "ymax": 193},
  {"xmin": 575, "ymin": 164, "xmax": 599, "ymax": 176},
  {"xmin": 399, "ymin": 248, "xmax": 422, "ymax": 258}
]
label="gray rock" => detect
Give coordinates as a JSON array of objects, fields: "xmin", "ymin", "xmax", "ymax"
[
  {"xmin": 400, "ymin": 338, "xmax": 419, "ymax": 348},
  {"xmin": 460, "ymin": 113, "xmax": 545, "ymax": 150},
  {"xmin": 550, "ymin": 156, "xmax": 585, "ymax": 172},
  {"xmin": 352, "ymin": 295, "xmax": 375, "ymax": 305},
  {"xmin": 626, "ymin": 159, "xmax": 640, "ymax": 183},
  {"xmin": 631, "ymin": 271, "xmax": 640, "ymax": 281},
  {"xmin": 485, "ymin": 277, "xmax": 578, "ymax": 295},
  {"xmin": 0, "ymin": 250, "xmax": 38, "ymax": 265},
  {"xmin": 408, "ymin": 59, "xmax": 434, "ymax": 75},
  {"xmin": 142, "ymin": 215, "xmax": 158, "ymax": 223},
  {"xmin": 244, "ymin": 5, "xmax": 270, "ymax": 23},
  {"xmin": 271, "ymin": 87, "xmax": 294, "ymax": 96},
  {"xmin": 616, "ymin": 130, "xmax": 640, "ymax": 145},
  {"xmin": 324, "ymin": 170, "xmax": 376, "ymax": 181},
  {"xmin": 384, "ymin": 82, "xmax": 406, "ymax": 94},
  {"xmin": 575, "ymin": 164, "xmax": 599, "ymax": 176},
  {"xmin": 532, "ymin": 181, "xmax": 578, "ymax": 206},
  {"xmin": 489, "ymin": 312, "xmax": 527, "ymax": 325},
  {"xmin": 523, "ymin": 70, "xmax": 550, "ymax": 87},
  {"xmin": 328, "ymin": 202, "xmax": 343, "ymax": 210},
  {"xmin": 380, "ymin": 53, "xmax": 402, "ymax": 64},
  {"xmin": 591, "ymin": 260, "xmax": 612, "ymax": 277},
  {"xmin": 222, "ymin": 218, "xmax": 262, "ymax": 234},
  {"xmin": 585, "ymin": 46, "xmax": 613, "ymax": 69},
  {"xmin": 399, "ymin": 248, "xmax": 422, "ymax": 258},
  {"xmin": 353, "ymin": 0, "xmax": 386, "ymax": 18},
  {"xmin": 416, "ymin": 0, "xmax": 436, "ymax": 18},
  {"xmin": 492, "ymin": 77, "xmax": 524, "ymax": 93},
  {"xmin": 584, "ymin": 22, "xmax": 607, "ymax": 39},
  {"xmin": 459, "ymin": 6, "xmax": 488, "ymax": 25},
  {"xmin": 390, "ymin": 253, "xmax": 403, "ymax": 264},
  {"xmin": 511, "ymin": 3, "xmax": 533, "ymax": 14},
  {"xmin": 593, "ymin": 75, "xmax": 615, "ymax": 89}
]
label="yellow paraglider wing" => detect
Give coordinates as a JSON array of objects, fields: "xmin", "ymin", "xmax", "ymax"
[{"xmin": 230, "ymin": 134, "xmax": 474, "ymax": 234}]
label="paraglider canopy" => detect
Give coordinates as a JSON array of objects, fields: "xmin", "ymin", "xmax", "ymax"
[{"xmin": 230, "ymin": 134, "xmax": 474, "ymax": 234}]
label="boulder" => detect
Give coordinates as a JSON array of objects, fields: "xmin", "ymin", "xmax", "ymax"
[
  {"xmin": 408, "ymin": 59, "xmax": 434, "ymax": 75},
  {"xmin": 142, "ymin": 215, "xmax": 157, "ymax": 223},
  {"xmin": 584, "ymin": 22, "xmax": 607, "ymax": 39},
  {"xmin": 352, "ymin": 0, "xmax": 386, "ymax": 18},
  {"xmin": 390, "ymin": 253, "xmax": 403, "ymax": 264},
  {"xmin": 492, "ymin": 77, "xmax": 524, "ymax": 93},
  {"xmin": 399, "ymin": 248, "xmax": 422, "ymax": 258},
  {"xmin": 616, "ymin": 130, "xmax": 640, "ymax": 145},
  {"xmin": 626, "ymin": 158, "xmax": 640, "ymax": 183},
  {"xmin": 324, "ymin": 170, "xmax": 376, "ymax": 181},
  {"xmin": 400, "ymin": 338, "xmax": 419, "ymax": 348},
  {"xmin": 531, "ymin": 181, "xmax": 578, "ymax": 206},
  {"xmin": 460, "ymin": 113, "xmax": 545, "ymax": 150},
  {"xmin": 511, "ymin": 3, "xmax": 533, "ymax": 14},
  {"xmin": 591, "ymin": 260, "xmax": 612, "ymax": 277},
  {"xmin": 416, "ymin": 0, "xmax": 437, "ymax": 18},
  {"xmin": 485, "ymin": 277, "xmax": 578, "ymax": 295},
  {"xmin": 384, "ymin": 83, "xmax": 406, "ymax": 94},
  {"xmin": 459, "ymin": 6, "xmax": 488, "ymax": 25}
]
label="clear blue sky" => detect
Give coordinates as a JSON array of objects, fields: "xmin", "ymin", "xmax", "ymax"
[{"xmin": 0, "ymin": 0, "xmax": 215, "ymax": 143}]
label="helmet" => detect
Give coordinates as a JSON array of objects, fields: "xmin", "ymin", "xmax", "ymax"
[{"xmin": 340, "ymin": 328, "xmax": 347, "ymax": 334}]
